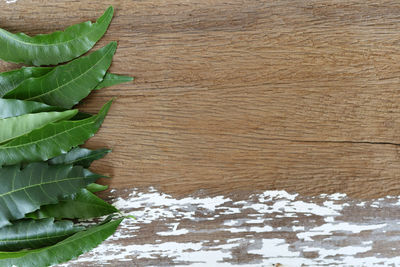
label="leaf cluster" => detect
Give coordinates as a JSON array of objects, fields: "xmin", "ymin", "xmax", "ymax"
[{"xmin": 0, "ymin": 6, "xmax": 133, "ymax": 266}]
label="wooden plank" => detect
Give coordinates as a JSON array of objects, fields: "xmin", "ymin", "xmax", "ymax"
[{"xmin": 2, "ymin": 0, "xmax": 399, "ymax": 198}]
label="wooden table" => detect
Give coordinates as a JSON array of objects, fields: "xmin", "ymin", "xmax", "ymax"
[{"xmin": 2, "ymin": 0, "xmax": 400, "ymax": 266}]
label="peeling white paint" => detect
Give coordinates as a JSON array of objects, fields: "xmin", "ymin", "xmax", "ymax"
[
  {"xmin": 327, "ymin": 193, "xmax": 347, "ymax": 201},
  {"xmin": 250, "ymin": 238, "xmax": 300, "ymax": 257},
  {"xmin": 314, "ymin": 245, "xmax": 372, "ymax": 258},
  {"xmin": 58, "ymin": 188, "xmax": 400, "ymax": 266},
  {"xmin": 157, "ymin": 223, "xmax": 189, "ymax": 236},
  {"xmin": 297, "ymin": 222, "xmax": 387, "ymax": 241}
]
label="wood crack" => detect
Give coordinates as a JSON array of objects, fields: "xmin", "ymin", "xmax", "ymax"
[{"xmin": 258, "ymin": 137, "xmax": 400, "ymax": 146}]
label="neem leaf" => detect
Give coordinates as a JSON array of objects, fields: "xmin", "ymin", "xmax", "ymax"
[
  {"xmin": 0, "ymin": 6, "xmax": 114, "ymax": 66},
  {"xmin": 0, "ymin": 66, "xmax": 52, "ymax": 97},
  {"xmin": 26, "ymin": 188, "xmax": 118, "ymax": 220},
  {"xmin": 0, "ymin": 99, "xmax": 64, "ymax": 119},
  {"xmin": 0, "ymin": 218, "xmax": 123, "ymax": 267},
  {"xmin": 0, "ymin": 218, "xmax": 84, "ymax": 252},
  {"xmin": 0, "ymin": 110, "xmax": 78, "ymax": 144},
  {"xmin": 0, "ymin": 100, "xmax": 112, "ymax": 166},
  {"xmin": 4, "ymin": 42, "xmax": 117, "ymax": 109},
  {"xmin": 0, "ymin": 162, "xmax": 102, "ymax": 228},
  {"xmin": 87, "ymin": 183, "xmax": 109, "ymax": 193},
  {"xmin": 49, "ymin": 147, "xmax": 111, "ymax": 168},
  {"xmin": 1, "ymin": 67, "xmax": 132, "ymax": 98},
  {"xmin": 95, "ymin": 73, "xmax": 134, "ymax": 90}
]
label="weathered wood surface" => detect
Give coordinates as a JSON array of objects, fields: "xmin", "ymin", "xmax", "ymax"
[
  {"xmin": 60, "ymin": 188, "xmax": 400, "ymax": 266},
  {"xmin": 2, "ymin": 0, "xmax": 400, "ymax": 266}
]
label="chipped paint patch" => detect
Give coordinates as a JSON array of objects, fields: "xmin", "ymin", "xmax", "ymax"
[
  {"xmin": 157, "ymin": 223, "xmax": 189, "ymax": 236},
  {"xmin": 58, "ymin": 188, "xmax": 400, "ymax": 266}
]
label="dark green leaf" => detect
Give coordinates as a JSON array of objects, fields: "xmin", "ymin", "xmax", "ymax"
[
  {"xmin": 95, "ymin": 73, "xmax": 134, "ymax": 90},
  {"xmin": 0, "ymin": 110, "xmax": 77, "ymax": 144},
  {"xmin": 0, "ymin": 6, "xmax": 114, "ymax": 66},
  {"xmin": 0, "ymin": 218, "xmax": 84, "ymax": 251},
  {"xmin": 0, "ymin": 100, "xmax": 112, "ymax": 166},
  {"xmin": 0, "ymin": 162, "xmax": 102, "ymax": 228},
  {"xmin": 71, "ymin": 112, "xmax": 93, "ymax": 121},
  {"xmin": 0, "ymin": 218, "xmax": 123, "ymax": 267},
  {"xmin": 87, "ymin": 183, "xmax": 109, "ymax": 193},
  {"xmin": 0, "ymin": 99, "xmax": 63, "ymax": 119},
  {"xmin": 5, "ymin": 42, "xmax": 117, "ymax": 108},
  {"xmin": 49, "ymin": 147, "xmax": 111, "ymax": 168},
  {"xmin": 26, "ymin": 189, "xmax": 118, "ymax": 220},
  {"xmin": 0, "ymin": 66, "xmax": 52, "ymax": 97}
]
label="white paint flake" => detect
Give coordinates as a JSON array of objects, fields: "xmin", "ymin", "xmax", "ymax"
[
  {"xmin": 297, "ymin": 222, "xmax": 386, "ymax": 241},
  {"xmin": 157, "ymin": 223, "xmax": 189, "ymax": 236}
]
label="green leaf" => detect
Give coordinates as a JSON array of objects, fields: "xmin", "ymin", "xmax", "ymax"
[
  {"xmin": 95, "ymin": 73, "xmax": 134, "ymax": 90},
  {"xmin": 0, "ymin": 99, "xmax": 63, "ymax": 119},
  {"xmin": 0, "ymin": 162, "xmax": 102, "ymax": 228},
  {"xmin": 0, "ymin": 218, "xmax": 123, "ymax": 267},
  {"xmin": 4, "ymin": 42, "xmax": 117, "ymax": 109},
  {"xmin": 0, "ymin": 6, "xmax": 114, "ymax": 66},
  {"xmin": 87, "ymin": 183, "xmax": 109, "ymax": 193},
  {"xmin": 1, "ymin": 67, "xmax": 131, "ymax": 98},
  {"xmin": 0, "ymin": 218, "xmax": 84, "ymax": 252},
  {"xmin": 0, "ymin": 100, "xmax": 112, "ymax": 166},
  {"xmin": 0, "ymin": 109, "xmax": 78, "ymax": 144},
  {"xmin": 0, "ymin": 66, "xmax": 52, "ymax": 97},
  {"xmin": 49, "ymin": 147, "xmax": 111, "ymax": 168},
  {"xmin": 26, "ymin": 188, "xmax": 118, "ymax": 220}
]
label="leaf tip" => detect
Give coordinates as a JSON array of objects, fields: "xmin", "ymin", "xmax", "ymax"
[
  {"xmin": 100, "ymin": 6, "xmax": 115, "ymax": 22},
  {"xmin": 126, "ymin": 215, "xmax": 137, "ymax": 220},
  {"xmin": 107, "ymin": 5, "xmax": 114, "ymax": 14},
  {"xmin": 125, "ymin": 76, "xmax": 134, "ymax": 82},
  {"xmin": 100, "ymin": 99, "xmax": 114, "ymax": 115},
  {"xmin": 110, "ymin": 41, "xmax": 118, "ymax": 49},
  {"xmin": 102, "ymin": 41, "xmax": 118, "ymax": 55},
  {"xmin": 69, "ymin": 109, "xmax": 80, "ymax": 116}
]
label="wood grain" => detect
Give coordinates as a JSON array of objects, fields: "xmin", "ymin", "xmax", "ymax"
[{"xmin": 2, "ymin": 0, "xmax": 400, "ymax": 198}]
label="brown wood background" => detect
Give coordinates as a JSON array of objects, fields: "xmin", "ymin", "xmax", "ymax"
[{"xmin": 2, "ymin": 0, "xmax": 400, "ymax": 199}]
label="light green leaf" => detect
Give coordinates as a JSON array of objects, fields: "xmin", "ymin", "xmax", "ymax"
[
  {"xmin": 0, "ymin": 6, "xmax": 114, "ymax": 66},
  {"xmin": 0, "ymin": 66, "xmax": 52, "ymax": 97},
  {"xmin": 0, "ymin": 100, "xmax": 112, "ymax": 166},
  {"xmin": 95, "ymin": 73, "xmax": 134, "ymax": 90},
  {"xmin": 0, "ymin": 109, "xmax": 78, "ymax": 144},
  {"xmin": 0, "ymin": 163, "xmax": 102, "ymax": 228},
  {"xmin": 0, "ymin": 218, "xmax": 84, "ymax": 252},
  {"xmin": 26, "ymin": 188, "xmax": 118, "ymax": 220},
  {"xmin": 5, "ymin": 42, "xmax": 117, "ymax": 109},
  {"xmin": 0, "ymin": 219, "xmax": 123, "ymax": 267},
  {"xmin": 87, "ymin": 183, "xmax": 109, "ymax": 193},
  {"xmin": 49, "ymin": 147, "xmax": 111, "ymax": 168},
  {"xmin": 0, "ymin": 99, "xmax": 63, "ymax": 119}
]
